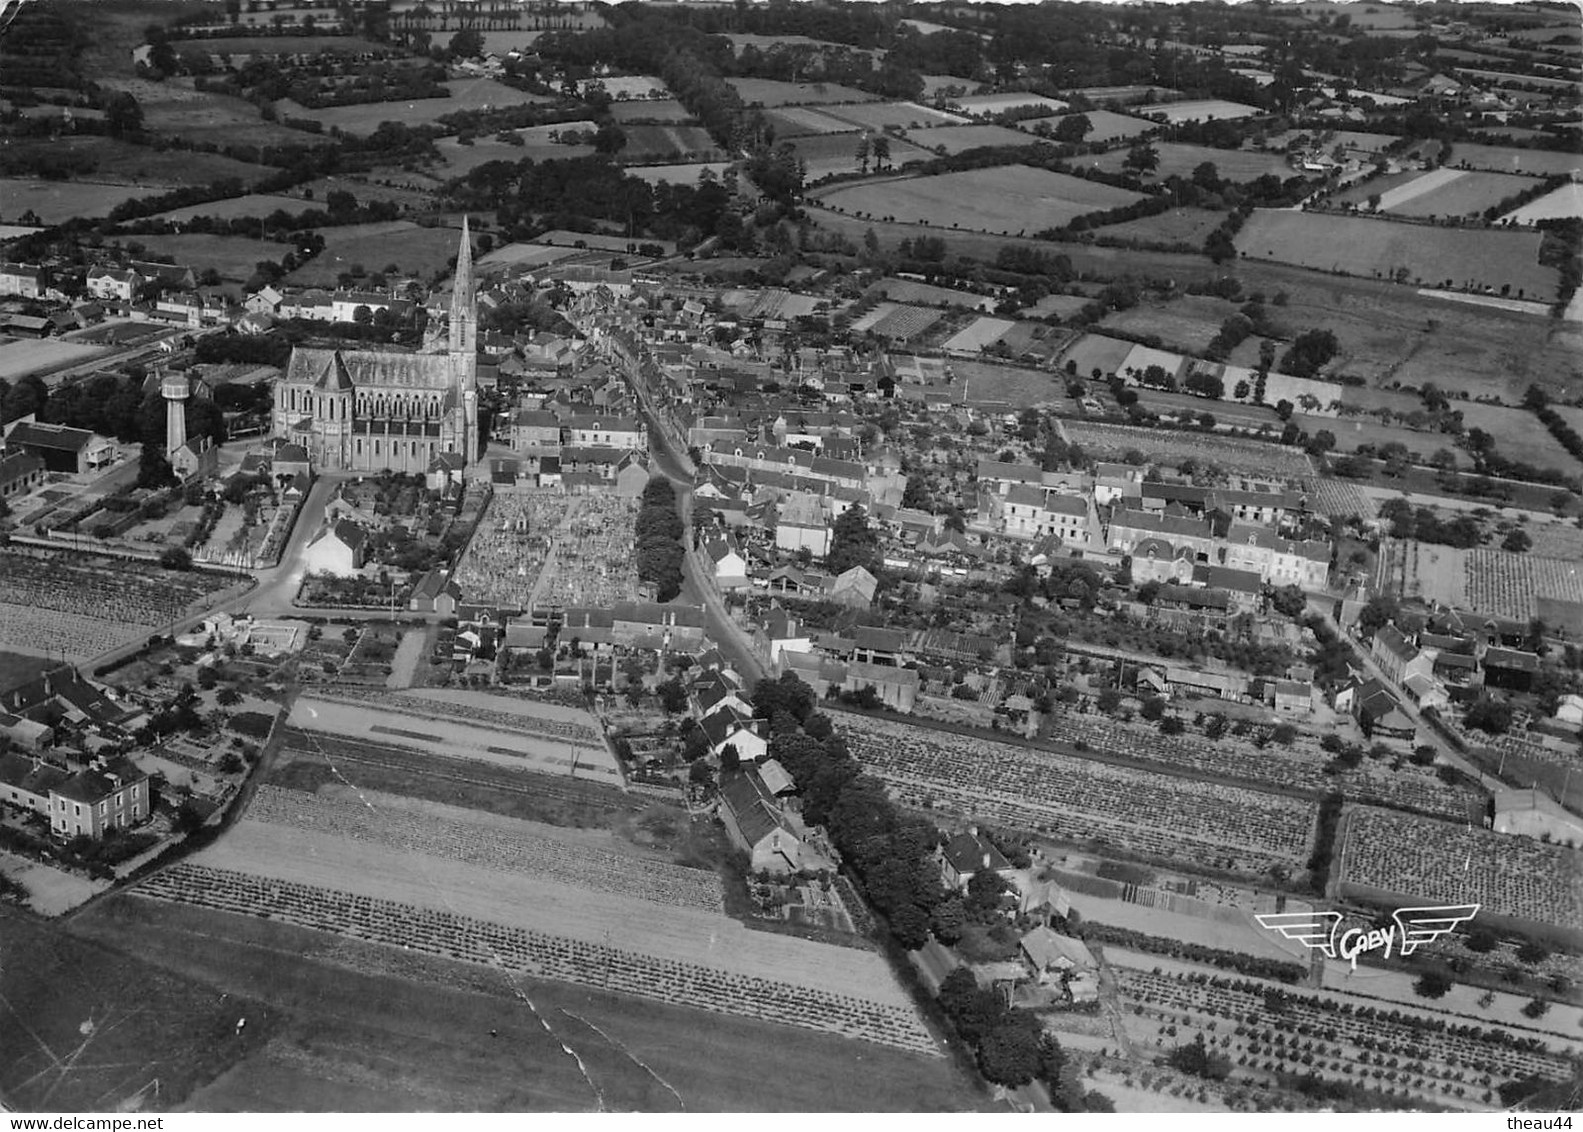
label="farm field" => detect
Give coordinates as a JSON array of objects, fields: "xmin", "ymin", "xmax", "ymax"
[
  {"xmin": 276, "ymin": 79, "xmax": 554, "ymax": 135},
  {"xmin": 594, "ymin": 76, "xmax": 668, "ymax": 100},
  {"xmin": 1063, "ymin": 420, "xmax": 1314, "ymax": 476},
  {"xmin": 1373, "ymin": 167, "xmax": 1538, "ymax": 219},
  {"xmin": 951, "ymin": 92, "xmax": 1068, "ymax": 117},
  {"xmin": 1141, "ymin": 99, "xmax": 1262, "ymax": 123},
  {"xmin": 1016, "ymin": 109, "xmax": 1155, "ymax": 142},
  {"xmin": 609, "ymin": 99, "xmax": 693, "ymax": 124},
  {"xmin": 956, "ymin": 358, "xmax": 1071, "ymax": 407},
  {"xmin": 1337, "ymin": 805, "xmax": 1583, "ymax": 934},
  {"xmin": 1088, "ymin": 206, "xmax": 1226, "ymax": 247},
  {"xmin": 433, "ymin": 126, "xmax": 596, "ymax": 176},
  {"xmin": 288, "ymin": 693, "xmax": 619, "ymax": 782},
  {"xmin": 150, "ymin": 194, "xmax": 312, "ymax": 223},
  {"xmin": 790, "ymin": 133, "xmax": 934, "ymax": 181},
  {"xmin": 137, "ymin": 768, "xmax": 941, "ymax": 1056},
  {"xmin": 0, "ymin": 135, "xmax": 278, "ymax": 188},
  {"xmin": 818, "ymin": 166, "xmax": 1145, "ymax": 234},
  {"xmin": 0, "ymin": 338, "xmax": 107, "ymax": 380},
  {"xmin": 822, "ymin": 101, "xmax": 968, "ymax": 131},
  {"xmin": 71, "ymin": 896, "xmax": 980, "ymax": 1112},
  {"xmin": 1502, "ymin": 182, "xmax": 1583, "ymax": 223},
  {"xmin": 1230, "ymin": 258, "xmax": 1579, "ymax": 398},
  {"xmin": 1295, "ymin": 414, "xmax": 1464, "ymax": 465},
  {"xmin": 1084, "ymin": 142, "xmax": 1293, "ymax": 183},
  {"xmin": 763, "ymin": 106, "xmax": 854, "ymax": 137},
  {"xmin": 1235, "ymin": 210, "xmax": 1557, "ymax": 302},
  {"xmin": 0, "ymin": 179, "xmax": 178, "ymax": 225},
  {"xmin": 1071, "ymin": 85, "xmax": 1181, "ymax": 104},
  {"xmin": 871, "ymin": 278, "xmax": 994, "ymax": 311},
  {"xmin": 170, "ymin": 34, "xmax": 393, "ymax": 56},
  {"xmin": 623, "ymin": 162, "xmax": 732, "ymax": 186},
  {"xmin": 838, "ymin": 711, "xmax": 1316, "ymax": 877},
  {"xmin": 726, "ymin": 78, "xmax": 878, "ymax": 106},
  {"xmin": 1445, "ymin": 143, "xmax": 1582, "ymax": 178},
  {"xmin": 902, "ymin": 123, "xmax": 1039, "ymax": 154},
  {"xmin": 286, "ymin": 221, "xmax": 464, "ymax": 287},
  {"xmin": 619, "ymin": 125, "xmax": 721, "ymax": 162},
  {"xmin": 1457, "ymin": 401, "xmax": 1583, "ymax": 476},
  {"xmin": 141, "ymin": 85, "xmax": 323, "ymax": 151},
  {"xmin": 138, "ymin": 234, "xmax": 295, "ymax": 283}
]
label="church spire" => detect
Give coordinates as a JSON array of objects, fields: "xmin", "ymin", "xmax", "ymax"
[{"xmin": 448, "ymin": 215, "xmax": 476, "ymax": 365}]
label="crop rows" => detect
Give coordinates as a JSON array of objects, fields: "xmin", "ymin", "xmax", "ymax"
[
  {"xmin": 0, "ymin": 549, "xmax": 230, "ymax": 625},
  {"xmin": 1059, "ymin": 421, "xmax": 1314, "ymax": 478},
  {"xmin": 1048, "ymin": 707, "xmax": 1472, "ymax": 819},
  {"xmin": 1463, "ymin": 548, "xmax": 1583, "ymax": 621},
  {"xmin": 1302, "ymin": 477, "xmax": 1378, "ymax": 521},
  {"xmin": 279, "ymin": 730, "xmax": 641, "ymax": 812},
  {"xmin": 311, "ymin": 688, "xmax": 604, "ymax": 746},
  {"xmin": 1115, "ymin": 966, "xmax": 1569, "ymax": 1110},
  {"xmin": 249, "ymin": 786, "xmax": 723, "ymax": 912},
  {"xmin": 134, "ymin": 863, "xmax": 940, "ymax": 1055},
  {"xmin": 841, "ymin": 713, "xmax": 1315, "ymax": 875},
  {"xmin": 1339, "ymin": 806, "xmax": 1583, "ymax": 932}
]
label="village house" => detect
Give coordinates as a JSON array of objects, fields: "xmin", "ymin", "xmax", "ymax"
[
  {"xmin": 717, "ymin": 767, "xmax": 833, "ymax": 876},
  {"xmin": 301, "ymin": 519, "xmax": 368, "ymax": 577},
  {"xmin": 939, "ymin": 827, "xmax": 1016, "ymax": 891}
]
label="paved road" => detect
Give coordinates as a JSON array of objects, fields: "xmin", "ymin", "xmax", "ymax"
[{"xmin": 587, "ymin": 324, "xmax": 767, "ymax": 691}]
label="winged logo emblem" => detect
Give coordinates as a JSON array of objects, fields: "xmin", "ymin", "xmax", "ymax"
[
  {"xmin": 1253, "ymin": 910, "xmax": 1344, "ymax": 958},
  {"xmin": 1255, "ymin": 905, "xmax": 1479, "ymax": 970},
  {"xmin": 1392, "ymin": 905, "xmax": 1482, "ymax": 956}
]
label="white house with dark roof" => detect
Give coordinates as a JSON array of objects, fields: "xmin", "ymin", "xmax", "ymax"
[
  {"xmin": 301, "ymin": 519, "xmax": 368, "ymax": 577},
  {"xmin": 717, "ymin": 767, "xmax": 833, "ymax": 875},
  {"xmin": 939, "ymin": 826, "xmax": 1015, "ymax": 891}
]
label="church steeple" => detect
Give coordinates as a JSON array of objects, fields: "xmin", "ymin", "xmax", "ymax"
[{"xmin": 448, "ymin": 215, "xmax": 475, "ymax": 367}]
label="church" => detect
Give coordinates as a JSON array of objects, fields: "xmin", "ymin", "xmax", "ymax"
[{"xmin": 272, "ymin": 220, "xmax": 480, "ymax": 476}]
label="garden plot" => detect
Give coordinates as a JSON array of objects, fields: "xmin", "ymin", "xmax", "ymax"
[
  {"xmin": 1337, "ymin": 805, "xmax": 1583, "ymax": 934},
  {"xmin": 1373, "ymin": 168, "xmax": 1537, "ymax": 219},
  {"xmin": 1463, "ymin": 547, "xmax": 1583, "ymax": 622},
  {"xmin": 1060, "ymin": 421, "xmax": 1315, "ymax": 478},
  {"xmin": 818, "ymin": 166, "xmax": 1144, "ymax": 234},
  {"xmin": 1235, "ymin": 210, "xmax": 1557, "ymax": 302},
  {"xmin": 1502, "ymin": 182, "xmax": 1583, "ymax": 224},
  {"xmin": 288, "ymin": 695, "xmax": 619, "ymax": 781},
  {"xmin": 1042, "ymin": 705, "xmax": 1472, "ymax": 820},
  {"xmin": 142, "ymin": 820, "xmax": 937, "ymax": 1054},
  {"xmin": 839, "ymin": 712, "xmax": 1316, "ymax": 876},
  {"xmin": 0, "ymin": 549, "xmax": 237, "ymax": 661},
  {"xmin": 453, "ymin": 489, "xmax": 640, "ymax": 613},
  {"xmin": 1016, "ymin": 109, "xmax": 1155, "ymax": 142},
  {"xmin": 313, "ymin": 685, "xmax": 606, "ymax": 747}
]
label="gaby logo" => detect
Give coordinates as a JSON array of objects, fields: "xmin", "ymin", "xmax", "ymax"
[{"xmin": 1255, "ymin": 905, "xmax": 1480, "ymax": 971}]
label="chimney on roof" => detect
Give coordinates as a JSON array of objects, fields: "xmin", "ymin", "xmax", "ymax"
[{"xmin": 982, "ymin": 852, "xmax": 991, "ymax": 869}]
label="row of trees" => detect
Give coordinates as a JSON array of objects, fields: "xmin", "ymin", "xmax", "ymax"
[{"xmin": 635, "ymin": 477, "xmax": 685, "ymax": 603}]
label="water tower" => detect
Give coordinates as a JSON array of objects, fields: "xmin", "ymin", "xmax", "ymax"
[{"xmin": 162, "ymin": 372, "xmax": 189, "ymax": 453}]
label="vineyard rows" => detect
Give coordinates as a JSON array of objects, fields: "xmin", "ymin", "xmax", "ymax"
[
  {"xmin": 841, "ymin": 713, "xmax": 1314, "ymax": 875},
  {"xmin": 1463, "ymin": 548, "xmax": 1583, "ymax": 621},
  {"xmin": 1048, "ymin": 707, "xmax": 1473, "ymax": 819},
  {"xmin": 249, "ymin": 786, "xmax": 722, "ymax": 913},
  {"xmin": 1339, "ymin": 806, "xmax": 1583, "ymax": 931},
  {"xmin": 1115, "ymin": 965, "xmax": 1570, "ymax": 1111},
  {"xmin": 311, "ymin": 688, "xmax": 605, "ymax": 747},
  {"xmin": 0, "ymin": 549, "xmax": 230, "ymax": 624},
  {"xmin": 1301, "ymin": 477, "xmax": 1378, "ymax": 521},
  {"xmin": 134, "ymin": 863, "xmax": 940, "ymax": 1055}
]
